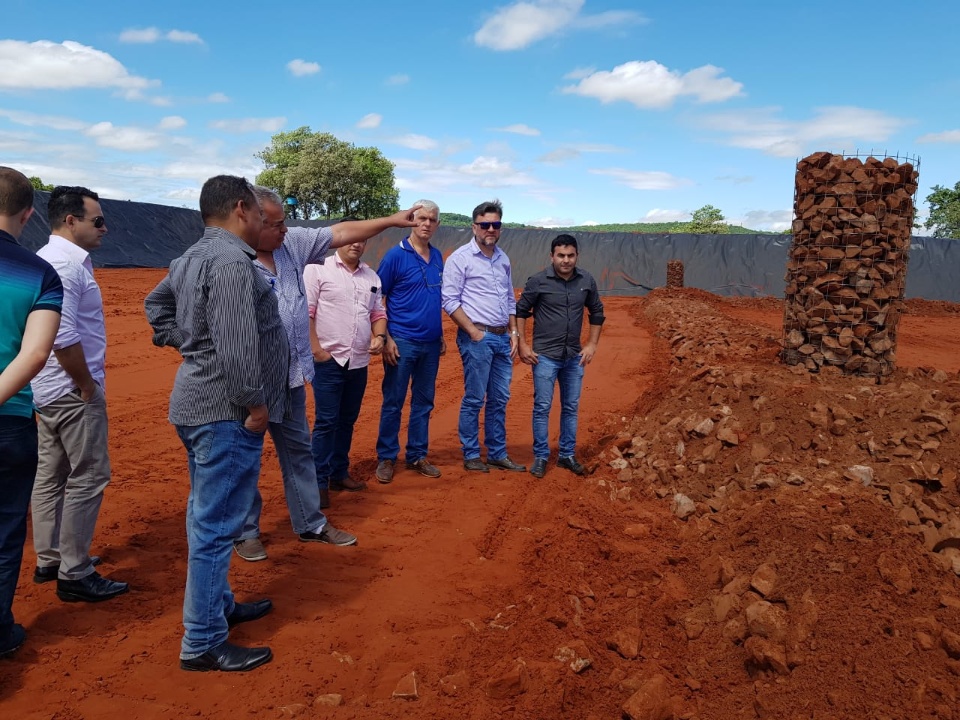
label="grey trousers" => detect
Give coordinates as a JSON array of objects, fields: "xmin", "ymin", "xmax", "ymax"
[{"xmin": 31, "ymin": 385, "xmax": 111, "ymax": 580}]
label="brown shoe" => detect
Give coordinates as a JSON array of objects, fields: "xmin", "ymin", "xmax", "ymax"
[
  {"xmin": 330, "ymin": 476, "xmax": 367, "ymax": 492},
  {"xmin": 319, "ymin": 489, "xmax": 331, "ymax": 509},
  {"xmin": 405, "ymin": 458, "xmax": 441, "ymax": 478},
  {"xmin": 376, "ymin": 459, "xmax": 395, "ymax": 484}
]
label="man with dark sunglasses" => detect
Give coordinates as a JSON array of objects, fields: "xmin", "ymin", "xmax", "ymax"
[
  {"xmin": 441, "ymin": 200, "xmax": 525, "ymax": 473},
  {"xmin": 31, "ymin": 186, "xmax": 129, "ymax": 603},
  {"xmin": 374, "ymin": 200, "xmax": 446, "ymax": 484}
]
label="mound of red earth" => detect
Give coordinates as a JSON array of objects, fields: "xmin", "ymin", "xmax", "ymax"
[{"xmin": 441, "ymin": 289, "xmax": 960, "ymax": 719}]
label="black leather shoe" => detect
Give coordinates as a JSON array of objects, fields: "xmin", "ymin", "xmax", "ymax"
[
  {"xmin": 34, "ymin": 555, "xmax": 101, "ymax": 584},
  {"xmin": 463, "ymin": 458, "xmax": 489, "ymax": 473},
  {"xmin": 226, "ymin": 599, "xmax": 272, "ymax": 628},
  {"xmin": 180, "ymin": 641, "xmax": 272, "ymax": 672},
  {"xmin": 530, "ymin": 458, "xmax": 548, "ymax": 478},
  {"xmin": 0, "ymin": 624, "xmax": 26, "ymax": 658},
  {"xmin": 557, "ymin": 456, "xmax": 587, "ymax": 476},
  {"xmin": 487, "ymin": 456, "xmax": 527, "ymax": 472},
  {"xmin": 56, "ymin": 571, "xmax": 129, "ymax": 603}
]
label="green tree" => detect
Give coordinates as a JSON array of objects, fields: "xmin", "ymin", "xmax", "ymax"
[
  {"xmin": 256, "ymin": 127, "xmax": 399, "ymax": 219},
  {"xmin": 688, "ymin": 204, "xmax": 728, "ymax": 234},
  {"xmin": 29, "ymin": 176, "xmax": 55, "ymax": 191},
  {"xmin": 922, "ymin": 182, "xmax": 960, "ymax": 238}
]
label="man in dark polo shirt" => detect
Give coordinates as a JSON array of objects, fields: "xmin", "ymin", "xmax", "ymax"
[
  {"xmin": 516, "ymin": 234, "xmax": 604, "ymax": 478},
  {"xmin": 0, "ymin": 166, "xmax": 63, "ymax": 658}
]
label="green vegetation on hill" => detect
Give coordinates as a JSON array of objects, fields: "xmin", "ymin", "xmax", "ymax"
[{"xmin": 437, "ymin": 213, "xmax": 759, "ymax": 234}]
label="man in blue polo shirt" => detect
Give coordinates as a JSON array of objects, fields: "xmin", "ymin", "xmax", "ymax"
[
  {"xmin": 374, "ymin": 200, "xmax": 446, "ymax": 483},
  {"xmin": 0, "ymin": 167, "xmax": 63, "ymax": 658}
]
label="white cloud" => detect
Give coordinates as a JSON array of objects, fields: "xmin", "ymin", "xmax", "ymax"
[
  {"xmin": 917, "ymin": 129, "xmax": 960, "ymax": 143},
  {"xmin": 394, "ymin": 155, "xmax": 538, "ymax": 193},
  {"xmin": 590, "ymin": 168, "xmax": 691, "ymax": 190},
  {"xmin": 528, "ymin": 216, "xmax": 577, "ymax": 227},
  {"xmin": 356, "ymin": 113, "xmax": 382, "ymax": 129},
  {"xmin": 287, "ymin": 59, "xmax": 321, "ymax": 77},
  {"xmin": 119, "ymin": 27, "xmax": 161, "ymax": 43},
  {"xmin": 391, "ymin": 133, "xmax": 439, "ymax": 151},
  {"xmin": 0, "ymin": 108, "xmax": 87, "ymax": 131},
  {"xmin": 642, "ymin": 208, "xmax": 689, "ymax": 222},
  {"xmin": 739, "ymin": 209, "xmax": 793, "ymax": 231},
  {"xmin": 0, "ymin": 40, "xmax": 158, "ymax": 94},
  {"xmin": 166, "ymin": 30, "xmax": 203, "ymax": 44},
  {"xmin": 119, "ymin": 28, "xmax": 203, "ymax": 44},
  {"xmin": 475, "ymin": 0, "xmax": 646, "ymax": 51},
  {"xmin": 538, "ymin": 142, "xmax": 628, "ymax": 164},
  {"xmin": 386, "ymin": 74, "xmax": 410, "ymax": 86},
  {"xmin": 163, "ymin": 187, "xmax": 202, "ymax": 201},
  {"xmin": 159, "ymin": 116, "xmax": 187, "ymax": 130},
  {"xmin": 700, "ymin": 106, "xmax": 910, "ymax": 157},
  {"xmin": 149, "ymin": 96, "xmax": 173, "ymax": 107},
  {"xmin": 563, "ymin": 60, "xmax": 743, "ymax": 109},
  {"xmin": 493, "ymin": 123, "xmax": 541, "ymax": 136},
  {"xmin": 210, "ymin": 117, "xmax": 286, "ymax": 133},
  {"xmin": 84, "ymin": 122, "xmax": 163, "ymax": 151},
  {"xmin": 207, "ymin": 92, "xmax": 230, "ymax": 103},
  {"xmin": 716, "ymin": 174, "xmax": 754, "ymax": 185}
]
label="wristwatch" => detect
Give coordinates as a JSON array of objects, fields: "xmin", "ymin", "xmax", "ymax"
[{"xmin": 376, "ymin": 333, "xmax": 387, "ymax": 340}]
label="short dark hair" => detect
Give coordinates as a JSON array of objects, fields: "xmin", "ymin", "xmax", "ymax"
[
  {"xmin": 472, "ymin": 199, "xmax": 503, "ymax": 222},
  {"xmin": 551, "ymin": 234, "xmax": 578, "ymax": 253},
  {"xmin": 0, "ymin": 166, "xmax": 34, "ymax": 216},
  {"xmin": 48, "ymin": 185, "xmax": 99, "ymax": 229},
  {"xmin": 199, "ymin": 175, "xmax": 257, "ymax": 223}
]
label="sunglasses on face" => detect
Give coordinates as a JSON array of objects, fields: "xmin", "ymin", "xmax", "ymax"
[
  {"xmin": 75, "ymin": 215, "xmax": 106, "ymax": 229},
  {"xmin": 474, "ymin": 221, "xmax": 502, "ymax": 230}
]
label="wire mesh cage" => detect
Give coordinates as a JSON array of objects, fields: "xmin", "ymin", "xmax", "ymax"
[{"xmin": 781, "ymin": 151, "xmax": 920, "ymax": 377}]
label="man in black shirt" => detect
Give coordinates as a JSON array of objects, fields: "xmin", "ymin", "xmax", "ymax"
[{"xmin": 516, "ymin": 235, "xmax": 604, "ymax": 478}]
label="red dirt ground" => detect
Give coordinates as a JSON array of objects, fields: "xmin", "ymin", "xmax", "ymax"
[{"xmin": 3, "ymin": 270, "xmax": 960, "ymax": 719}]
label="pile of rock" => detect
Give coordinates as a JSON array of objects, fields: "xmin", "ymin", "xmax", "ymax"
[{"xmin": 666, "ymin": 260, "xmax": 684, "ymax": 289}]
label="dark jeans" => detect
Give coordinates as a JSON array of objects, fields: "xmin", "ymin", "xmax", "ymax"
[
  {"xmin": 311, "ymin": 359, "xmax": 368, "ymax": 488},
  {"xmin": 0, "ymin": 415, "xmax": 38, "ymax": 645},
  {"xmin": 376, "ymin": 337, "xmax": 441, "ymax": 463},
  {"xmin": 455, "ymin": 329, "xmax": 513, "ymax": 461}
]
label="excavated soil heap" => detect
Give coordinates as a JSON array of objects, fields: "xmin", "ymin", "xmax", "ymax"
[{"xmin": 2, "ymin": 270, "xmax": 960, "ymax": 720}]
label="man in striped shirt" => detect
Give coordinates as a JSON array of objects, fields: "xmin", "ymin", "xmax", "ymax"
[
  {"xmin": 0, "ymin": 167, "xmax": 63, "ymax": 658},
  {"xmin": 145, "ymin": 176, "xmax": 281, "ymax": 673}
]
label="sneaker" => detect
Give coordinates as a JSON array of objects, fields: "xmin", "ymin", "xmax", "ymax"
[
  {"xmin": 406, "ymin": 458, "xmax": 441, "ymax": 478},
  {"xmin": 300, "ymin": 524, "xmax": 357, "ymax": 547},
  {"xmin": 557, "ymin": 456, "xmax": 587, "ymax": 476},
  {"xmin": 376, "ymin": 459, "xmax": 395, "ymax": 484},
  {"xmin": 233, "ymin": 538, "xmax": 267, "ymax": 562},
  {"xmin": 0, "ymin": 624, "xmax": 26, "ymax": 658},
  {"xmin": 463, "ymin": 458, "xmax": 489, "ymax": 473},
  {"xmin": 487, "ymin": 456, "xmax": 527, "ymax": 472},
  {"xmin": 530, "ymin": 458, "xmax": 548, "ymax": 478}
]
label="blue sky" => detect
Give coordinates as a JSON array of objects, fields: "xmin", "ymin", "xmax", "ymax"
[{"xmin": 2, "ymin": 1, "xmax": 958, "ymax": 231}]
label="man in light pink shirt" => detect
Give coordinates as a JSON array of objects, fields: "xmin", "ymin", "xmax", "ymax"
[{"xmin": 304, "ymin": 237, "xmax": 386, "ymax": 501}]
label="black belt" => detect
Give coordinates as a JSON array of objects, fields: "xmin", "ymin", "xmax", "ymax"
[{"xmin": 474, "ymin": 323, "xmax": 509, "ymax": 335}]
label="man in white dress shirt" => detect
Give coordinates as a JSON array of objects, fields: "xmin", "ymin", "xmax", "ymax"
[{"xmin": 31, "ymin": 186, "xmax": 128, "ymax": 603}]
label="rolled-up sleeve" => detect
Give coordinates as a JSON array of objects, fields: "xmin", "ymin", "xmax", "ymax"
[
  {"xmin": 207, "ymin": 262, "xmax": 265, "ymax": 408},
  {"xmin": 145, "ymin": 274, "xmax": 184, "ymax": 348},
  {"xmin": 441, "ymin": 252, "xmax": 464, "ymax": 316},
  {"xmin": 586, "ymin": 276, "xmax": 605, "ymax": 325}
]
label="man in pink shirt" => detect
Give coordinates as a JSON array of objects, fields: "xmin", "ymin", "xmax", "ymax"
[{"xmin": 304, "ymin": 237, "xmax": 386, "ymax": 503}]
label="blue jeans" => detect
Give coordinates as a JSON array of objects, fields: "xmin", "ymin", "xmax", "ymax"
[
  {"xmin": 532, "ymin": 355, "xmax": 584, "ymax": 460},
  {"xmin": 456, "ymin": 329, "xmax": 513, "ymax": 461},
  {"xmin": 376, "ymin": 337, "xmax": 441, "ymax": 463},
  {"xmin": 176, "ymin": 421, "xmax": 264, "ymax": 659},
  {"xmin": 0, "ymin": 415, "xmax": 37, "ymax": 647},
  {"xmin": 241, "ymin": 385, "xmax": 327, "ymax": 539},
  {"xmin": 311, "ymin": 359, "xmax": 368, "ymax": 488}
]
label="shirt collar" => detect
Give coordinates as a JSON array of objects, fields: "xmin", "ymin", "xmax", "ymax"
[
  {"xmin": 48, "ymin": 233, "xmax": 91, "ymax": 263},
  {"xmin": 545, "ymin": 264, "xmax": 582, "ymax": 280},
  {"xmin": 333, "ymin": 250, "xmax": 368, "ymax": 273},
  {"xmin": 202, "ymin": 225, "xmax": 256, "ymax": 258},
  {"xmin": 0, "ymin": 229, "xmax": 18, "ymax": 246},
  {"xmin": 469, "ymin": 236, "xmax": 503, "ymax": 260}
]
